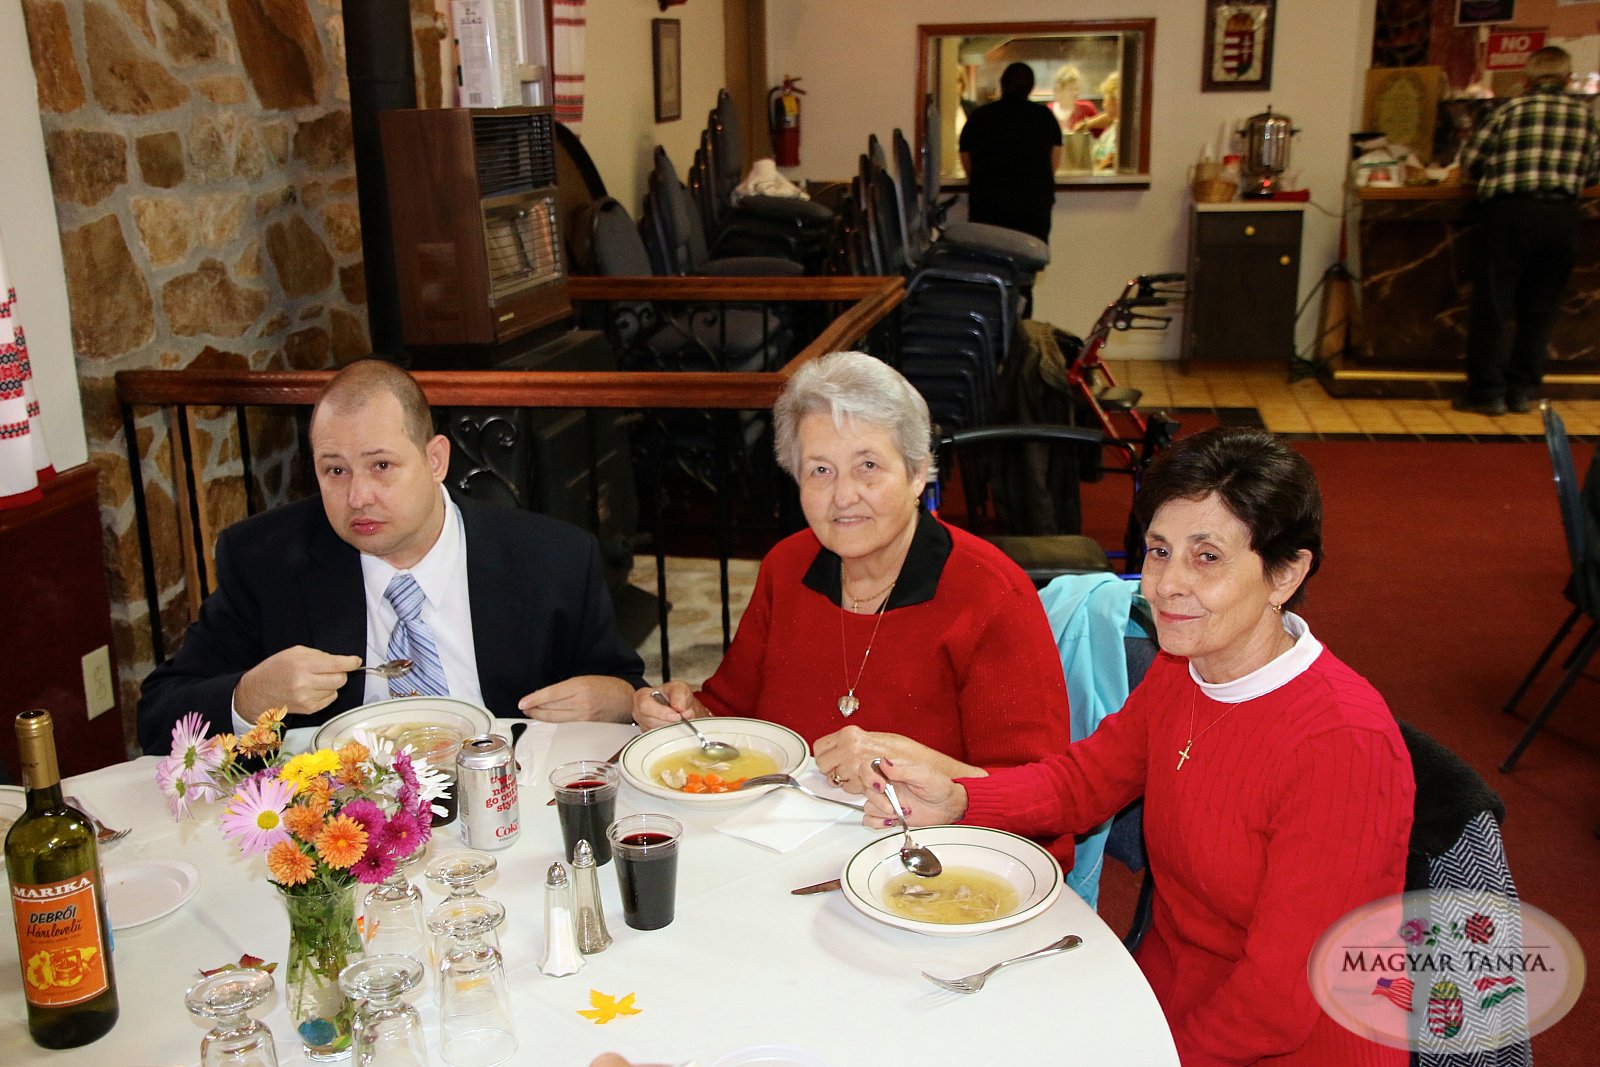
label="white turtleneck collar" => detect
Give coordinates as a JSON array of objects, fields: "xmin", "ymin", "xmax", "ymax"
[{"xmin": 1189, "ymin": 611, "xmax": 1323, "ymax": 703}]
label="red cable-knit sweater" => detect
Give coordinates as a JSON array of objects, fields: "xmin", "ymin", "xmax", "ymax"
[
  {"xmin": 962, "ymin": 648, "xmax": 1414, "ymax": 1067},
  {"xmin": 695, "ymin": 519, "xmax": 1071, "ymax": 767}
]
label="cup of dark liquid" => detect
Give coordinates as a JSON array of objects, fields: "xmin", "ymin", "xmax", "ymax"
[
  {"xmin": 607, "ymin": 814, "xmax": 682, "ymax": 931},
  {"xmin": 551, "ymin": 761, "xmax": 619, "ymax": 865},
  {"xmin": 397, "ymin": 726, "xmax": 463, "ymax": 827}
]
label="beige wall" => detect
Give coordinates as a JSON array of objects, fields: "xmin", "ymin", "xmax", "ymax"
[
  {"xmin": 0, "ymin": 0, "xmax": 87, "ymax": 471},
  {"xmin": 767, "ymin": 0, "xmax": 1378, "ymax": 361},
  {"xmin": 580, "ymin": 0, "xmax": 728, "ymax": 217}
]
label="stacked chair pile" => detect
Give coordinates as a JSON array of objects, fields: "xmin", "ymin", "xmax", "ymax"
[
  {"xmin": 842, "ymin": 101, "xmax": 1051, "ymax": 432},
  {"xmin": 688, "ymin": 90, "xmax": 837, "ymax": 274}
]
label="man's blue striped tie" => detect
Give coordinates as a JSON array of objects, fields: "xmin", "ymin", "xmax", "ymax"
[{"xmin": 384, "ymin": 573, "xmax": 449, "ymax": 698}]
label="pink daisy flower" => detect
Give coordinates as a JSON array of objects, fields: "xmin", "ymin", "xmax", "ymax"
[
  {"xmin": 155, "ymin": 755, "xmax": 198, "ymax": 819},
  {"xmin": 393, "ymin": 751, "xmax": 419, "ymax": 791},
  {"xmin": 220, "ymin": 776, "xmax": 298, "ymax": 855},
  {"xmin": 351, "ymin": 848, "xmax": 396, "ymax": 885},
  {"xmin": 170, "ymin": 712, "xmax": 223, "ymax": 775}
]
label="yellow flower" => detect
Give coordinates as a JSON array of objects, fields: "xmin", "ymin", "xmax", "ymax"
[
  {"xmin": 279, "ymin": 750, "xmax": 340, "ymax": 789},
  {"xmin": 314, "ymin": 814, "xmax": 368, "ymax": 870},
  {"xmin": 266, "ymin": 841, "xmax": 315, "ymax": 886}
]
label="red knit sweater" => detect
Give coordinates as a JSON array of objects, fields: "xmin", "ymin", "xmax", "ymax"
[
  {"xmin": 962, "ymin": 648, "xmax": 1413, "ymax": 1067},
  {"xmin": 696, "ymin": 521, "xmax": 1071, "ymax": 767}
]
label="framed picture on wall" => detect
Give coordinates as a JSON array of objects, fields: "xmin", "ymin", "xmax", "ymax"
[
  {"xmin": 1202, "ymin": 0, "xmax": 1276, "ymax": 92},
  {"xmin": 652, "ymin": 19, "xmax": 682, "ymax": 122},
  {"xmin": 1456, "ymin": 1, "xmax": 1516, "ymax": 26}
]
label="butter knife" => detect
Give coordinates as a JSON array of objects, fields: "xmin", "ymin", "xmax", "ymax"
[{"xmin": 791, "ymin": 878, "xmax": 842, "ymax": 895}]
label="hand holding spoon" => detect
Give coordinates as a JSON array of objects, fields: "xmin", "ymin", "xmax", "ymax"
[
  {"xmin": 650, "ymin": 690, "xmax": 739, "ymax": 762},
  {"xmin": 871, "ymin": 757, "xmax": 942, "ymax": 877}
]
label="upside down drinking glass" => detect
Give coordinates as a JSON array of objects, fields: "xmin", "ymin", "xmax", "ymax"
[
  {"xmin": 185, "ymin": 968, "xmax": 279, "ymax": 1067},
  {"xmin": 428, "ymin": 898, "xmax": 516, "ymax": 1067}
]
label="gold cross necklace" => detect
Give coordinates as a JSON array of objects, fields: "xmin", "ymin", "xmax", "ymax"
[{"xmin": 1176, "ymin": 687, "xmax": 1244, "ymax": 771}]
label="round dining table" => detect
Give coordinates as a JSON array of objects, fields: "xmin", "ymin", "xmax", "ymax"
[{"xmin": 0, "ymin": 720, "xmax": 1179, "ymax": 1066}]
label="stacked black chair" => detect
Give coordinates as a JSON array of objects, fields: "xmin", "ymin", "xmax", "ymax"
[{"xmin": 686, "ymin": 90, "xmax": 836, "ymax": 272}]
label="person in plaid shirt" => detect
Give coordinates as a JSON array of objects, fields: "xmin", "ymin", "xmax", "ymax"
[{"xmin": 1456, "ymin": 46, "xmax": 1600, "ymax": 415}]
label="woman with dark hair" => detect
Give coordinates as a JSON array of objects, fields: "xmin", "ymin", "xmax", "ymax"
[{"xmin": 872, "ymin": 427, "xmax": 1413, "ymax": 1067}]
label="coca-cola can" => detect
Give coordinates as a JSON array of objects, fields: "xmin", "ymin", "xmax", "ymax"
[{"xmin": 456, "ymin": 734, "xmax": 520, "ymax": 850}]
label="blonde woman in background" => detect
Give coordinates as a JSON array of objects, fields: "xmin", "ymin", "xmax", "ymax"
[{"xmin": 1051, "ymin": 65, "xmax": 1100, "ymax": 133}]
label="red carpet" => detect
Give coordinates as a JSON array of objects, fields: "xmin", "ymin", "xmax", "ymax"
[{"xmin": 1092, "ymin": 439, "xmax": 1598, "ymax": 1065}]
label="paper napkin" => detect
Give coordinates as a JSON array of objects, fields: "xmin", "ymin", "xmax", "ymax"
[{"xmin": 714, "ymin": 770, "xmax": 858, "ymax": 853}]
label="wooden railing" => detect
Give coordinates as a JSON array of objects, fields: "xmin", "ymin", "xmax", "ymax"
[{"xmin": 116, "ymin": 276, "xmax": 904, "ymax": 672}]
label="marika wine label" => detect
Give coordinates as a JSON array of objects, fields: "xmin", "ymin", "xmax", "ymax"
[{"xmin": 11, "ymin": 875, "xmax": 111, "ymax": 1007}]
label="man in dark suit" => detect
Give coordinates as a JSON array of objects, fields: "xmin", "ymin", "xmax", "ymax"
[{"xmin": 137, "ymin": 360, "xmax": 646, "ymax": 754}]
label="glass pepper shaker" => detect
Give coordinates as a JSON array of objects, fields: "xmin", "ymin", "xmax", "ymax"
[
  {"xmin": 539, "ymin": 861, "xmax": 584, "ymax": 977},
  {"xmin": 571, "ymin": 838, "xmax": 613, "ymax": 954}
]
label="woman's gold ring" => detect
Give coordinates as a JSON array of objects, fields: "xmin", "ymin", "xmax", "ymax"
[{"xmin": 830, "ymin": 772, "xmax": 847, "ymax": 787}]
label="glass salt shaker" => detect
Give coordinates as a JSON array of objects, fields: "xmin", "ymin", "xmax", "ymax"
[
  {"xmin": 570, "ymin": 838, "xmax": 612, "ymax": 954},
  {"xmin": 538, "ymin": 861, "xmax": 584, "ymax": 977}
]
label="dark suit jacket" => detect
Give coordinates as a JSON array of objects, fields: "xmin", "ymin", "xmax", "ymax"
[{"xmin": 137, "ymin": 494, "xmax": 646, "ymax": 753}]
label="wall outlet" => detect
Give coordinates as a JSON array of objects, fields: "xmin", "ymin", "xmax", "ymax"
[{"xmin": 82, "ymin": 646, "xmax": 115, "ymax": 720}]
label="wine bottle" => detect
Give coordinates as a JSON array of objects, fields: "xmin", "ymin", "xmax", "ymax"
[{"xmin": 5, "ymin": 709, "xmax": 119, "ymax": 1048}]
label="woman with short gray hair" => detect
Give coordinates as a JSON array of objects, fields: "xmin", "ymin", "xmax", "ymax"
[{"xmin": 635, "ymin": 351, "xmax": 1069, "ymax": 792}]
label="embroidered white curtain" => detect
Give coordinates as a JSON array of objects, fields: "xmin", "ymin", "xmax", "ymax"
[
  {"xmin": 0, "ymin": 226, "xmax": 53, "ymax": 509},
  {"xmin": 552, "ymin": 0, "xmax": 586, "ymax": 132}
]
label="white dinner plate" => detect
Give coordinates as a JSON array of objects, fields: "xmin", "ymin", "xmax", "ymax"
[
  {"xmin": 310, "ymin": 695, "xmax": 495, "ymax": 752},
  {"xmin": 103, "ymin": 859, "xmax": 200, "ymax": 930},
  {"xmin": 711, "ymin": 1047, "xmax": 833, "ymax": 1067},
  {"xmin": 840, "ymin": 825, "xmax": 1063, "ymax": 938},
  {"xmin": 617, "ymin": 718, "xmax": 808, "ymax": 811},
  {"xmin": 0, "ymin": 787, "xmax": 24, "ymax": 839}
]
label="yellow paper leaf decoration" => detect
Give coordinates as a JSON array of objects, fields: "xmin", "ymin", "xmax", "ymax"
[{"xmin": 576, "ymin": 989, "xmax": 641, "ymax": 1025}]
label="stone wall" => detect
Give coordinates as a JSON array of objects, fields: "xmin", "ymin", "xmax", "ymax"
[{"xmin": 21, "ymin": 0, "xmax": 377, "ymax": 750}]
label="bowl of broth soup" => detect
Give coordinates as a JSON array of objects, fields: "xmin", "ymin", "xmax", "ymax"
[
  {"xmin": 618, "ymin": 717, "xmax": 808, "ymax": 810},
  {"xmin": 840, "ymin": 825, "xmax": 1063, "ymax": 937}
]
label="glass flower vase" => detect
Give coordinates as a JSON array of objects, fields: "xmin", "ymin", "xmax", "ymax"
[{"xmin": 279, "ymin": 884, "xmax": 363, "ymax": 1061}]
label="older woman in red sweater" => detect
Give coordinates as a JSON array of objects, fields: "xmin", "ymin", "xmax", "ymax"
[
  {"xmin": 871, "ymin": 427, "xmax": 1414, "ymax": 1067},
  {"xmin": 634, "ymin": 351, "xmax": 1070, "ymax": 791}
]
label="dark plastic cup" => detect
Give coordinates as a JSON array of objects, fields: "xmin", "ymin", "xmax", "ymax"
[
  {"xmin": 551, "ymin": 761, "xmax": 619, "ymax": 865},
  {"xmin": 607, "ymin": 814, "xmax": 682, "ymax": 930}
]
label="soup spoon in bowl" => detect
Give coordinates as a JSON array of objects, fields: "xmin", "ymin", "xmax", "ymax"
[
  {"xmin": 871, "ymin": 758, "xmax": 942, "ymax": 878},
  {"xmin": 650, "ymin": 690, "xmax": 740, "ymax": 762}
]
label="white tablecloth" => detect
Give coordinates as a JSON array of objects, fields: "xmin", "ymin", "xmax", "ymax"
[{"xmin": 1, "ymin": 721, "xmax": 1179, "ymax": 1066}]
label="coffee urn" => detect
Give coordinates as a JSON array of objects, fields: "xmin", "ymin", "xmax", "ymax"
[{"xmin": 1239, "ymin": 106, "xmax": 1297, "ymax": 198}]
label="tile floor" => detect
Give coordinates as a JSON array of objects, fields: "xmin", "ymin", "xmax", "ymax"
[{"xmin": 1110, "ymin": 360, "xmax": 1600, "ymax": 440}]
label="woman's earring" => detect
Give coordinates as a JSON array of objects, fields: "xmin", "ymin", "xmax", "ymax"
[{"xmin": 1270, "ymin": 602, "xmax": 1283, "ymax": 614}]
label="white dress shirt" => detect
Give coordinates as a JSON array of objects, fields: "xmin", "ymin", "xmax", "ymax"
[
  {"xmin": 233, "ymin": 485, "xmax": 482, "ymax": 733},
  {"xmin": 1190, "ymin": 611, "xmax": 1324, "ymax": 703}
]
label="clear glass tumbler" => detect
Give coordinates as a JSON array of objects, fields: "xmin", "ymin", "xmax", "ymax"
[
  {"xmin": 185, "ymin": 968, "xmax": 278, "ymax": 1067},
  {"xmin": 363, "ymin": 850, "xmax": 431, "ymax": 967},
  {"xmin": 425, "ymin": 849, "xmax": 500, "ymax": 960},
  {"xmin": 428, "ymin": 897, "xmax": 516, "ymax": 1067},
  {"xmin": 340, "ymin": 955, "xmax": 428, "ymax": 1067}
]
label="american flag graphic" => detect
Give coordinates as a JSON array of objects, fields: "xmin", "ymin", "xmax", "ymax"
[{"xmin": 1372, "ymin": 976, "xmax": 1415, "ymax": 1011}]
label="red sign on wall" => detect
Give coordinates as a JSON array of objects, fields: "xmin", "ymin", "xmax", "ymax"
[{"xmin": 1486, "ymin": 30, "xmax": 1547, "ymax": 70}]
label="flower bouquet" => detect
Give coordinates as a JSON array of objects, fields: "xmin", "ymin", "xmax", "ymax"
[{"xmin": 158, "ymin": 709, "xmax": 446, "ymax": 1061}]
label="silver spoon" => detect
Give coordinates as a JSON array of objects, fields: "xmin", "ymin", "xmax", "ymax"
[
  {"xmin": 357, "ymin": 658, "xmax": 413, "ymax": 678},
  {"xmin": 739, "ymin": 773, "xmax": 866, "ymax": 811},
  {"xmin": 871, "ymin": 757, "xmax": 942, "ymax": 877},
  {"xmin": 650, "ymin": 690, "xmax": 740, "ymax": 762}
]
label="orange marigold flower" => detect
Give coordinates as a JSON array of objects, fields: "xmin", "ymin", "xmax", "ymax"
[
  {"xmin": 255, "ymin": 707, "xmax": 288, "ymax": 729},
  {"xmin": 337, "ymin": 740, "xmax": 370, "ymax": 765},
  {"xmin": 284, "ymin": 804, "xmax": 325, "ymax": 843},
  {"xmin": 315, "ymin": 814, "xmax": 368, "ymax": 870},
  {"xmin": 267, "ymin": 841, "xmax": 315, "ymax": 886},
  {"xmin": 236, "ymin": 726, "xmax": 278, "ymax": 758},
  {"xmin": 300, "ymin": 780, "xmax": 333, "ymax": 820}
]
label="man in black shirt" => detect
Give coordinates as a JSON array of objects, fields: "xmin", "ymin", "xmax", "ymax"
[{"xmin": 958, "ymin": 63, "xmax": 1063, "ymax": 244}]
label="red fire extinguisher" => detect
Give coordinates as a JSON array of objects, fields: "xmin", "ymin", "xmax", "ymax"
[{"xmin": 768, "ymin": 75, "xmax": 804, "ymax": 167}]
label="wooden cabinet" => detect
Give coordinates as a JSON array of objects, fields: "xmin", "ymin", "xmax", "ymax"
[{"xmin": 1181, "ymin": 205, "xmax": 1304, "ymax": 365}]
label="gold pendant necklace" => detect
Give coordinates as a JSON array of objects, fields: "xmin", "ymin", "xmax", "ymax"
[
  {"xmin": 1176, "ymin": 687, "xmax": 1243, "ymax": 771},
  {"xmin": 843, "ymin": 575, "xmax": 897, "ymax": 613},
  {"xmin": 838, "ymin": 580, "xmax": 896, "ymax": 717}
]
